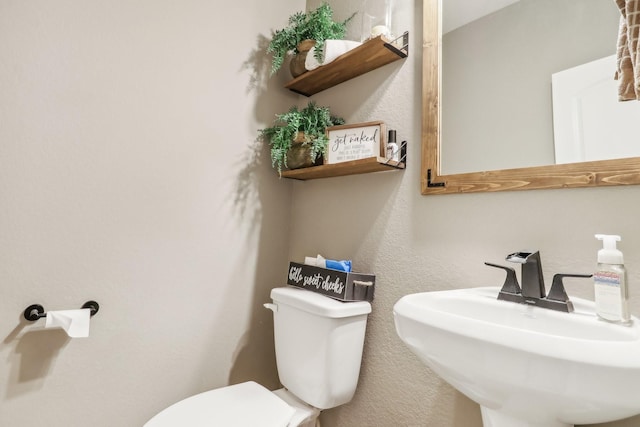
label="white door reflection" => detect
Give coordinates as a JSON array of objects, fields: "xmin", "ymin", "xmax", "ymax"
[{"xmin": 552, "ymin": 54, "xmax": 640, "ymax": 164}]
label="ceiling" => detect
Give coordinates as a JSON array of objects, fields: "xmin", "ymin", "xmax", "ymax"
[{"xmin": 443, "ymin": 0, "xmax": 521, "ymax": 33}]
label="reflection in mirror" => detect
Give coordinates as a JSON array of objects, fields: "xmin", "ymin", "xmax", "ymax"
[
  {"xmin": 441, "ymin": 0, "xmax": 640, "ymax": 175},
  {"xmin": 421, "ymin": 0, "xmax": 640, "ymax": 195}
]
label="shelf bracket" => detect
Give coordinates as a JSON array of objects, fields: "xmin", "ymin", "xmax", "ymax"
[
  {"xmin": 427, "ymin": 169, "xmax": 445, "ymax": 187},
  {"xmin": 384, "ymin": 31, "xmax": 409, "ymax": 58}
]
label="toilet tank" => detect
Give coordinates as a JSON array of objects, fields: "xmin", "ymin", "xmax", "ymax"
[{"xmin": 268, "ymin": 286, "xmax": 371, "ymax": 410}]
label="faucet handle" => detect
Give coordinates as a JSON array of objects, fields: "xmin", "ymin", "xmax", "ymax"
[
  {"xmin": 485, "ymin": 262, "xmax": 521, "ymax": 295},
  {"xmin": 547, "ymin": 273, "xmax": 593, "ymax": 302}
]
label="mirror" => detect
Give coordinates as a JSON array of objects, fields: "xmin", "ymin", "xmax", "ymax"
[{"xmin": 421, "ymin": 0, "xmax": 640, "ymax": 195}]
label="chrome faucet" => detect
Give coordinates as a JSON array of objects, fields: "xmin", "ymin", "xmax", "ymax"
[{"xmin": 485, "ymin": 250, "xmax": 591, "ymax": 313}]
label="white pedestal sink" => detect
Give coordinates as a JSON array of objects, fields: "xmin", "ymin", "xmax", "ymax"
[{"xmin": 393, "ymin": 287, "xmax": 640, "ymax": 427}]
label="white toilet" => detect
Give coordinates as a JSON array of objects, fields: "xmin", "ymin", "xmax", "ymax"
[{"xmin": 144, "ymin": 286, "xmax": 372, "ymax": 427}]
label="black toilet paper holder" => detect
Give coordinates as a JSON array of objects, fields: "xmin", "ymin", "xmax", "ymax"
[{"xmin": 23, "ymin": 301, "xmax": 100, "ymax": 322}]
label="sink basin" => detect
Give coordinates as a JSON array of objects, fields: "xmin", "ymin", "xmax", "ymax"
[{"xmin": 393, "ymin": 287, "xmax": 640, "ymax": 427}]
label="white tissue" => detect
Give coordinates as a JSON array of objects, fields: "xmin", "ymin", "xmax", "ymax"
[
  {"xmin": 303, "ymin": 254, "xmax": 327, "ymax": 268},
  {"xmin": 45, "ymin": 308, "xmax": 91, "ymax": 338},
  {"xmin": 305, "ymin": 40, "xmax": 363, "ymax": 71}
]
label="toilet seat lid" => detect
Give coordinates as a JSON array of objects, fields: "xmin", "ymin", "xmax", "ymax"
[{"xmin": 144, "ymin": 381, "xmax": 295, "ymax": 427}]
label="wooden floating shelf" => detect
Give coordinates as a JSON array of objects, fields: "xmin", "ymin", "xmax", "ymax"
[
  {"xmin": 285, "ymin": 32, "xmax": 409, "ymax": 97},
  {"xmin": 281, "ymin": 157, "xmax": 405, "ymax": 180}
]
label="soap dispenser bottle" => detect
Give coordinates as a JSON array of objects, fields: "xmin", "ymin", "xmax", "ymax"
[{"xmin": 594, "ymin": 234, "xmax": 630, "ymax": 324}]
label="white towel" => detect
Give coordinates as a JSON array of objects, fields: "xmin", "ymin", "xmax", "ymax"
[
  {"xmin": 615, "ymin": 0, "xmax": 640, "ymax": 100},
  {"xmin": 305, "ymin": 40, "xmax": 363, "ymax": 71}
]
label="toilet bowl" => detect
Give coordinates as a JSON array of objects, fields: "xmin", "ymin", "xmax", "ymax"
[{"xmin": 144, "ymin": 286, "xmax": 371, "ymax": 427}]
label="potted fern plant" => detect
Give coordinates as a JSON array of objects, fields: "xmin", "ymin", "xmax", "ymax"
[
  {"xmin": 267, "ymin": 3, "xmax": 355, "ymax": 76},
  {"xmin": 259, "ymin": 101, "xmax": 345, "ymax": 175}
]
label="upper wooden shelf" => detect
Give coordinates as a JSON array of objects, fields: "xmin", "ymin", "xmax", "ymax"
[
  {"xmin": 284, "ymin": 32, "xmax": 409, "ymax": 97},
  {"xmin": 280, "ymin": 157, "xmax": 405, "ymax": 180}
]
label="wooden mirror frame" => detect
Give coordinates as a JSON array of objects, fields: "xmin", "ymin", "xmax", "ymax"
[{"xmin": 421, "ymin": 0, "xmax": 640, "ymax": 195}]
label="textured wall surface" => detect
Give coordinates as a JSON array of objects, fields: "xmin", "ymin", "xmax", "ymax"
[
  {"xmin": 0, "ymin": 0, "xmax": 301, "ymax": 425},
  {"xmin": 295, "ymin": 1, "xmax": 640, "ymax": 426}
]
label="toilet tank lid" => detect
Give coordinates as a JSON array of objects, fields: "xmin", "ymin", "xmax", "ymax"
[{"xmin": 270, "ymin": 286, "xmax": 371, "ymax": 318}]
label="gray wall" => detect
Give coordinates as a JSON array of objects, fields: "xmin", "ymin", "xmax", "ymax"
[
  {"xmin": 2, "ymin": 0, "xmax": 639, "ymax": 426},
  {"xmin": 0, "ymin": 0, "xmax": 301, "ymax": 425},
  {"xmin": 303, "ymin": 1, "xmax": 640, "ymax": 426}
]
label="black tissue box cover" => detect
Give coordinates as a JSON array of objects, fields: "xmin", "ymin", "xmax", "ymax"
[{"xmin": 286, "ymin": 262, "xmax": 375, "ymax": 302}]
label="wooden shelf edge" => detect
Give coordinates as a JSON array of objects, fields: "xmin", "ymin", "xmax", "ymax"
[
  {"xmin": 284, "ymin": 32, "xmax": 409, "ymax": 97},
  {"xmin": 280, "ymin": 156, "xmax": 405, "ymax": 180}
]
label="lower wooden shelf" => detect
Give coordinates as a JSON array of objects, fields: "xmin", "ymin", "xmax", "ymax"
[{"xmin": 280, "ymin": 157, "xmax": 405, "ymax": 180}]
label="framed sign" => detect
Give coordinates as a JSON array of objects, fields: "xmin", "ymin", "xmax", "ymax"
[
  {"xmin": 287, "ymin": 262, "xmax": 375, "ymax": 302},
  {"xmin": 325, "ymin": 121, "xmax": 386, "ymax": 164}
]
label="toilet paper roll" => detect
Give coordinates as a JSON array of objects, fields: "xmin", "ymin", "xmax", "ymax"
[{"xmin": 45, "ymin": 308, "xmax": 91, "ymax": 338}]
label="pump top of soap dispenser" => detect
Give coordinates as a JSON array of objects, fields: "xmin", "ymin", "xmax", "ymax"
[{"xmin": 595, "ymin": 234, "xmax": 623, "ymax": 264}]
